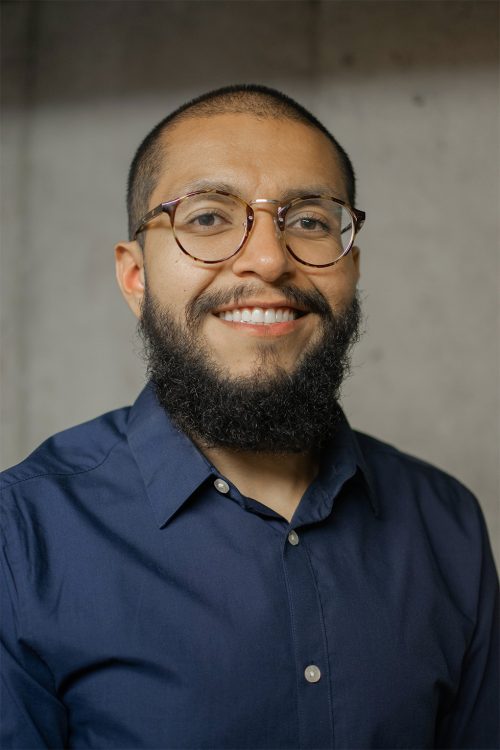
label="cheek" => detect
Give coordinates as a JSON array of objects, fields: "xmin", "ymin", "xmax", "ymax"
[
  {"xmin": 313, "ymin": 264, "xmax": 359, "ymax": 313},
  {"xmin": 144, "ymin": 247, "xmax": 218, "ymax": 320}
]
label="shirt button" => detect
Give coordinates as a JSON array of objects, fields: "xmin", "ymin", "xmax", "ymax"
[
  {"xmin": 304, "ymin": 664, "xmax": 321, "ymax": 683},
  {"xmin": 287, "ymin": 530, "xmax": 299, "ymax": 546},
  {"xmin": 214, "ymin": 478, "xmax": 230, "ymax": 494}
]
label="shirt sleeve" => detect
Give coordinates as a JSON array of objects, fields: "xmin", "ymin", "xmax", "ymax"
[
  {"xmin": 1, "ymin": 504, "xmax": 68, "ymax": 749},
  {"xmin": 435, "ymin": 506, "xmax": 499, "ymax": 749}
]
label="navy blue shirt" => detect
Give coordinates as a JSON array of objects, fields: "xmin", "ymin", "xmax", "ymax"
[{"xmin": 1, "ymin": 384, "xmax": 498, "ymax": 749}]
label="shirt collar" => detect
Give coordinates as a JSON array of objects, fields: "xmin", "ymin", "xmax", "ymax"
[
  {"xmin": 127, "ymin": 384, "xmax": 379, "ymax": 527},
  {"xmin": 286, "ymin": 412, "xmax": 379, "ymax": 528},
  {"xmin": 327, "ymin": 415, "xmax": 380, "ymax": 518},
  {"xmin": 127, "ymin": 383, "xmax": 214, "ymax": 527}
]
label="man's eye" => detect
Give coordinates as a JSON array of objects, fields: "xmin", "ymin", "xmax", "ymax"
[
  {"xmin": 191, "ymin": 212, "xmax": 223, "ymax": 227},
  {"xmin": 301, "ymin": 217, "xmax": 325, "ymax": 230},
  {"xmin": 178, "ymin": 207, "xmax": 236, "ymax": 235},
  {"xmin": 289, "ymin": 214, "xmax": 330, "ymax": 233}
]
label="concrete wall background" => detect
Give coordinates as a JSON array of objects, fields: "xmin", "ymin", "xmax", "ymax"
[{"xmin": 1, "ymin": 0, "xmax": 498, "ymax": 560}]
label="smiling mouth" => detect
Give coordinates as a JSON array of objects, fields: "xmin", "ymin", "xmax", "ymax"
[{"xmin": 216, "ymin": 307, "xmax": 307, "ymax": 325}]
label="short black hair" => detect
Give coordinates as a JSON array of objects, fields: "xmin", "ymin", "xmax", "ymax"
[{"xmin": 127, "ymin": 84, "xmax": 357, "ymax": 242}]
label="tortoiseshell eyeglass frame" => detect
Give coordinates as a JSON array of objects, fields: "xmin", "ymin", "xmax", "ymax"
[{"xmin": 133, "ymin": 189, "xmax": 366, "ymax": 268}]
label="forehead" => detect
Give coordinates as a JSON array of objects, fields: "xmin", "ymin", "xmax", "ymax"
[{"xmin": 150, "ymin": 113, "xmax": 347, "ymax": 204}]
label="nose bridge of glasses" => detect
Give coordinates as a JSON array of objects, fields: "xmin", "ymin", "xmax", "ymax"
[
  {"xmin": 248, "ymin": 198, "xmax": 285, "ymax": 235},
  {"xmin": 247, "ymin": 200, "xmax": 285, "ymax": 247},
  {"xmin": 249, "ymin": 198, "xmax": 281, "ymax": 206}
]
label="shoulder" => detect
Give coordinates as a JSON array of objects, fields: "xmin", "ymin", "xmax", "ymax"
[
  {"xmin": 1, "ymin": 406, "xmax": 131, "ymax": 492},
  {"xmin": 353, "ymin": 431, "xmax": 497, "ymax": 615},
  {"xmin": 1, "ymin": 406, "xmax": 134, "ymax": 573},
  {"xmin": 355, "ymin": 429, "xmax": 476, "ymax": 500},
  {"xmin": 353, "ymin": 429, "xmax": 487, "ymax": 542}
]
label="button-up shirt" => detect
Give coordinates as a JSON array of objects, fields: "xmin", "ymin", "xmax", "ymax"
[{"xmin": 1, "ymin": 384, "xmax": 498, "ymax": 749}]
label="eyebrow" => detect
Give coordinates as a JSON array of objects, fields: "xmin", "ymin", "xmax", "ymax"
[{"xmin": 176, "ymin": 179, "xmax": 346, "ymax": 204}]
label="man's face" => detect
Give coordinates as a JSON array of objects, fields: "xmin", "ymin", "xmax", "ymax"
[{"xmin": 140, "ymin": 113, "xmax": 360, "ymax": 379}]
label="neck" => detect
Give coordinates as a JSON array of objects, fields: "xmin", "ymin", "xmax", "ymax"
[{"xmin": 199, "ymin": 443, "xmax": 319, "ymax": 522}]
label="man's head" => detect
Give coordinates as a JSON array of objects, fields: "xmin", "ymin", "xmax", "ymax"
[
  {"xmin": 126, "ymin": 84, "xmax": 357, "ymax": 244},
  {"xmin": 115, "ymin": 85, "xmax": 363, "ymax": 453}
]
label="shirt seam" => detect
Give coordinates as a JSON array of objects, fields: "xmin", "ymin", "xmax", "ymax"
[
  {"xmin": 354, "ymin": 433, "xmax": 474, "ymax": 488},
  {"xmin": 0, "ymin": 437, "xmax": 124, "ymax": 491},
  {"xmin": 281, "ymin": 540, "xmax": 306, "ymax": 750}
]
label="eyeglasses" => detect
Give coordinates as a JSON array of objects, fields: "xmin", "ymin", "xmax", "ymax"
[{"xmin": 133, "ymin": 190, "xmax": 366, "ymax": 268}]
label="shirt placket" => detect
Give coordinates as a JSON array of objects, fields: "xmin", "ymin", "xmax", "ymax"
[{"xmin": 282, "ymin": 526, "xmax": 334, "ymax": 749}]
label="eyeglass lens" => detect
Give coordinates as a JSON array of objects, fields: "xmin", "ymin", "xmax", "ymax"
[{"xmin": 172, "ymin": 193, "xmax": 354, "ymax": 265}]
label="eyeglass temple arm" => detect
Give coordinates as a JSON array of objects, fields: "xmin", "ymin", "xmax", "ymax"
[
  {"xmin": 134, "ymin": 204, "xmax": 173, "ymax": 237},
  {"xmin": 353, "ymin": 208, "xmax": 366, "ymax": 230},
  {"xmin": 340, "ymin": 208, "xmax": 366, "ymax": 236}
]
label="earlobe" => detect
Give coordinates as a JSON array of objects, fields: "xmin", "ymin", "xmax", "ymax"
[{"xmin": 114, "ymin": 240, "xmax": 145, "ymax": 319}]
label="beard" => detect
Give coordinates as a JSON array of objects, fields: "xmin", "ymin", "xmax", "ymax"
[{"xmin": 138, "ymin": 283, "xmax": 362, "ymax": 454}]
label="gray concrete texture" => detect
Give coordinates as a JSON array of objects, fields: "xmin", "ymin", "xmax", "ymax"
[{"xmin": 1, "ymin": 0, "xmax": 498, "ymax": 561}]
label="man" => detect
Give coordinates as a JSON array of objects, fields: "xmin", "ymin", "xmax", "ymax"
[{"xmin": 1, "ymin": 85, "xmax": 498, "ymax": 749}]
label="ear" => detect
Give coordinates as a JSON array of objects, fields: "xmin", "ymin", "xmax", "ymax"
[{"xmin": 115, "ymin": 240, "xmax": 145, "ymax": 318}]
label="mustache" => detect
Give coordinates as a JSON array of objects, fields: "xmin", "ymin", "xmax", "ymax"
[{"xmin": 185, "ymin": 283, "xmax": 333, "ymax": 327}]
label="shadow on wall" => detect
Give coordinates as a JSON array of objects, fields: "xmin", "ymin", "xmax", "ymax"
[{"xmin": 2, "ymin": 0, "xmax": 498, "ymax": 109}]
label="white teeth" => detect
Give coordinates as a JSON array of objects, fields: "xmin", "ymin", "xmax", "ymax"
[
  {"xmin": 251, "ymin": 308, "xmax": 264, "ymax": 323},
  {"xmin": 218, "ymin": 307, "xmax": 299, "ymax": 324}
]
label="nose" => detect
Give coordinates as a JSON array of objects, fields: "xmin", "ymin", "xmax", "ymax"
[{"xmin": 230, "ymin": 205, "xmax": 295, "ymax": 283}]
